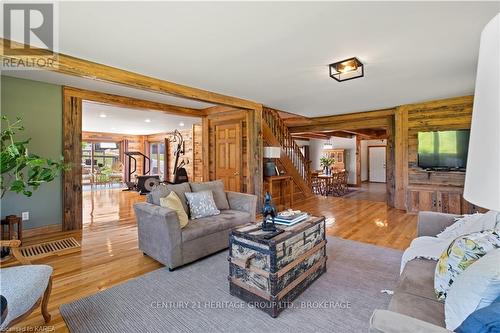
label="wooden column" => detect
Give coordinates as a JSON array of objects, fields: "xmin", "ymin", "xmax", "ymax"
[
  {"xmin": 385, "ymin": 115, "xmax": 396, "ymax": 207},
  {"xmin": 249, "ymin": 106, "xmax": 264, "ymax": 209},
  {"xmin": 201, "ymin": 116, "xmax": 210, "ymax": 182},
  {"xmin": 355, "ymin": 135, "xmax": 362, "ymax": 186},
  {"xmin": 62, "ymin": 90, "xmax": 83, "ymax": 231},
  {"xmin": 394, "ymin": 106, "xmax": 409, "ymax": 210}
]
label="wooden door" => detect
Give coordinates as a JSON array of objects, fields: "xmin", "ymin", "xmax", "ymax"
[{"xmin": 215, "ymin": 123, "xmax": 241, "ymax": 191}]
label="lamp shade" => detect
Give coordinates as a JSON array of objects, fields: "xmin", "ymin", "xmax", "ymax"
[
  {"xmin": 263, "ymin": 147, "xmax": 281, "ymax": 159},
  {"xmin": 463, "ymin": 13, "xmax": 500, "ymax": 211}
]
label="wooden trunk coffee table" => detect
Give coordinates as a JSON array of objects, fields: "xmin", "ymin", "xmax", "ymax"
[{"xmin": 228, "ymin": 216, "xmax": 327, "ymax": 317}]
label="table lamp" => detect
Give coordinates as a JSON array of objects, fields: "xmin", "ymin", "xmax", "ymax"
[
  {"xmin": 263, "ymin": 147, "xmax": 281, "ymax": 177},
  {"xmin": 463, "ymin": 13, "xmax": 500, "ymax": 212}
]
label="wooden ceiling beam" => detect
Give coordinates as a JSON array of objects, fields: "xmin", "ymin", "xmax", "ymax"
[
  {"xmin": 289, "ymin": 117, "xmax": 391, "ymax": 133},
  {"xmin": 291, "ymin": 132, "xmax": 330, "ymax": 140},
  {"xmin": 1, "ymin": 38, "xmax": 261, "ymax": 111},
  {"xmin": 324, "ymin": 131, "xmax": 355, "ymax": 138},
  {"xmin": 64, "ymin": 87, "xmax": 204, "ymax": 118},
  {"xmin": 342, "ymin": 129, "xmax": 388, "ymax": 139}
]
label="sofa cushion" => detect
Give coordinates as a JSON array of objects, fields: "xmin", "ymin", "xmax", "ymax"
[
  {"xmin": 181, "ymin": 210, "xmax": 251, "ymax": 242},
  {"xmin": 398, "ymin": 258, "xmax": 440, "ymax": 301},
  {"xmin": 190, "ymin": 180, "xmax": 230, "ymax": 210},
  {"xmin": 388, "ymin": 291, "xmax": 445, "ymax": 327},
  {"xmin": 147, "ymin": 183, "xmax": 191, "ymax": 215},
  {"xmin": 0, "ymin": 265, "xmax": 52, "ymax": 330}
]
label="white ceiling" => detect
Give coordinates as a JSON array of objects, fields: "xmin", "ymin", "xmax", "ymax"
[
  {"xmin": 82, "ymin": 101, "xmax": 201, "ymax": 135},
  {"xmin": 4, "ymin": 2, "xmax": 500, "ymax": 117}
]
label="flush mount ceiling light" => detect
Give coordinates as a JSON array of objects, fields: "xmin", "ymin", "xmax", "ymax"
[
  {"xmin": 144, "ymin": 118, "xmax": 151, "ymax": 123},
  {"xmin": 99, "ymin": 114, "xmax": 107, "ymax": 118},
  {"xmin": 329, "ymin": 57, "xmax": 364, "ymax": 82},
  {"xmin": 179, "ymin": 122, "xmax": 185, "ymax": 127}
]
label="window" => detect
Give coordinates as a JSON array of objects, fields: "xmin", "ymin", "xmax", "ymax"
[
  {"xmin": 150, "ymin": 142, "xmax": 166, "ymax": 179},
  {"xmin": 82, "ymin": 141, "xmax": 120, "ymax": 173}
]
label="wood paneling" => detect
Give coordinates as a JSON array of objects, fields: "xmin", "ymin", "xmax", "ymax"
[
  {"xmin": 394, "ymin": 107, "xmax": 409, "ymax": 210},
  {"xmin": 62, "ymin": 92, "xmax": 83, "ymax": 231},
  {"xmin": 400, "ymin": 96, "xmax": 473, "ymax": 212},
  {"xmin": 192, "ymin": 124, "xmax": 204, "ymax": 182}
]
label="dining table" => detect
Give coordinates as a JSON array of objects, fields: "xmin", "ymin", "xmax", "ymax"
[{"xmin": 316, "ymin": 170, "xmax": 348, "ymax": 196}]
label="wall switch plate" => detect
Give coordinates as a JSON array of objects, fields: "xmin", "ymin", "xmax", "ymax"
[{"xmin": 22, "ymin": 211, "xmax": 29, "ymax": 221}]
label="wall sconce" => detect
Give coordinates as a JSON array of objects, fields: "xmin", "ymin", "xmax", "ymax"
[{"xmin": 329, "ymin": 57, "xmax": 364, "ymax": 82}]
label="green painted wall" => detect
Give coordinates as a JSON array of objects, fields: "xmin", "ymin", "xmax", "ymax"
[{"xmin": 1, "ymin": 75, "xmax": 63, "ymax": 230}]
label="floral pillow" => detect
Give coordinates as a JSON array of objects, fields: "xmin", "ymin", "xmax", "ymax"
[
  {"xmin": 435, "ymin": 229, "xmax": 500, "ymax": 300},
  {"xmin": 184, "ymin": 190, "xmax": 220, "ymax": 219}
]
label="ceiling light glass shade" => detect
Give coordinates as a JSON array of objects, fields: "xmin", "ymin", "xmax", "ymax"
[
  {"xmin": 263, "ymin": 147, "xmax": 281, "ymax": 159},
  {"xmin": 464, "ymin": 14, "xmax": 500, "ymax": 211},
  {"xmin": 329, "ymin": 57, "xmax": 364, "ymax": 82}
]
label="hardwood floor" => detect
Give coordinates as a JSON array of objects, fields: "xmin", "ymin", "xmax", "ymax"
[
  {"xmin": 343, "ymin": 182, "xmax": 388, "ymax": 203},
  {"xmin": 10, "ymin": 189, "xmax": 416, "ymax": 332}
]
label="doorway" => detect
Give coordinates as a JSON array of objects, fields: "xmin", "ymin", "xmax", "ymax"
[{"xmin": 368, "ymin": 146, "xmax": 387, "ymax": 183}]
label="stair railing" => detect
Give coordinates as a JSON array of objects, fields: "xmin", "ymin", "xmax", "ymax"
[{"xmin": 263, "ymin": 108, "xmax": 312, "ymax": 187}]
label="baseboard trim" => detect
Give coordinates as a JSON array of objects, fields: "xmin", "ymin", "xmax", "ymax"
[{"xmin": 23, "ymin": 224, "xmax": 62, "ymax": 238}]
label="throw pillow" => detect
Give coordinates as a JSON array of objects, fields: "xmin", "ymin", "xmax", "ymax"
[
  {"xmin": 445, "ymin": 248, "xmax": 500, "ymax": 330},
  {"xmin": 166, "ymin": 183, "xmax": 191, "ymax": 215},
  {"xmin": 455, "ymin": 295, "xmax": 500, "ymax": 333},
  {"xmin": 184, "ymin": 190, "xmax": 220, "ymax": 219},
  {"xmin": 190, "ymin": 180, "xmax": 230, "ymax": 210},
  {"xmin": 159, "ymin": 192, "xmax": 189, "ymax": 229},
  {"xmin": 435, "ymin": 229, "xmax": 500, "ymax": 300},
  {"xmin": 437, "ymin": 211, "xmax": 499, "ymax": 240}
]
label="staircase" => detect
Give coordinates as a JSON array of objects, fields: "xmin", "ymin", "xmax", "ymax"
[{"xmin": 262, "ymin": 107, "xmax": 313, "ymax": 201}]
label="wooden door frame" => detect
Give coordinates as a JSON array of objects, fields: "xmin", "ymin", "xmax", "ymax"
[
  {"xmin": 367, "ymin": 145, "xmax": 387, "ymax": 183},
  {"xmin": 62, "ymin": 87, "xmax": 263, "ymax": 231}
]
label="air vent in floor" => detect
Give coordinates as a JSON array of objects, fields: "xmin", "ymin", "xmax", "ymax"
[{"xmin": 20, "ymin": 237, "xmax": 81, "ymax": 260}]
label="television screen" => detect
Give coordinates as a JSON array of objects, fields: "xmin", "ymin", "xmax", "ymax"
[{"xmin": 417, "ymin": 130, "xmax": 470, "ymax": 169}]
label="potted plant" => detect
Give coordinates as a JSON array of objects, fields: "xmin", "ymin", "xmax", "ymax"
[
  {"xmin": 320, "ymin": 156, "xmax": 335, "ymax": 175},
  {"xmin": 1, "ymin": 116, "xmax": 69, "ymax": 253}
]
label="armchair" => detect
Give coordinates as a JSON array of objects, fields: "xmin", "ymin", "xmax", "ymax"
[{"xmin": 0, "ymin": 240, "xmax": 53, "ymax": 331}]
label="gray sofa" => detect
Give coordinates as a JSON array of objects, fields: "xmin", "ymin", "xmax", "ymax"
[
  {"xmin": 134, "ymin": 181, "xmax": 257, "ymax": 270},
  {"xmin": 370, "ymin": 211, "xmax": 460, "ymax": 333}
]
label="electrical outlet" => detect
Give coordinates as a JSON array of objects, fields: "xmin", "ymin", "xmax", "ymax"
[{"xmin": 22, "ymin": 211, "xmax": 29, "ymax": 221}]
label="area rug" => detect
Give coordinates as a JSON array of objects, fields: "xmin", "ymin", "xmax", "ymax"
[{"xmin": 60, "ymin": 237, "xmax": 402, "ymax": 333}]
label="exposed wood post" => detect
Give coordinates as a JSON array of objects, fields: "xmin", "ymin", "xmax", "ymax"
[
  {"xmin": 355, "ymin": 135, "xmax": 361, "ymax": 186},
  {"xmin": 394, "ymin": 106, "xmax": 409, "ymax": 210},
  {"xmin": 201, "ymin": 116, "xmax": 210, "ymax": 182},
  {"xmin": 62, "ymin": 89, "xmax": 83, "ymax": 231},
  {"xmin": 385, "ymin": 115, "xmax": 396, "ymax": 207},
  {"xmin": 252, "ymin": 105, "xmax": 264, "ymax": 209}
]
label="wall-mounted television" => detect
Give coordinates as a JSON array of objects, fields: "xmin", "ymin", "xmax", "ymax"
[{"xmin": 417, "ymin": 130, "xmax": 470, "ymax": 170}]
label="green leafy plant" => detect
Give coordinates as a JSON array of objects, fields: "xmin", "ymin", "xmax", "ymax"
[
  {"xmin": 1, "ymin": 116, "xmax": 69, "ymax": 198},
  {"xmin": 320, "ymin": 156, "xmax": 335, "ymax": 169}
]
